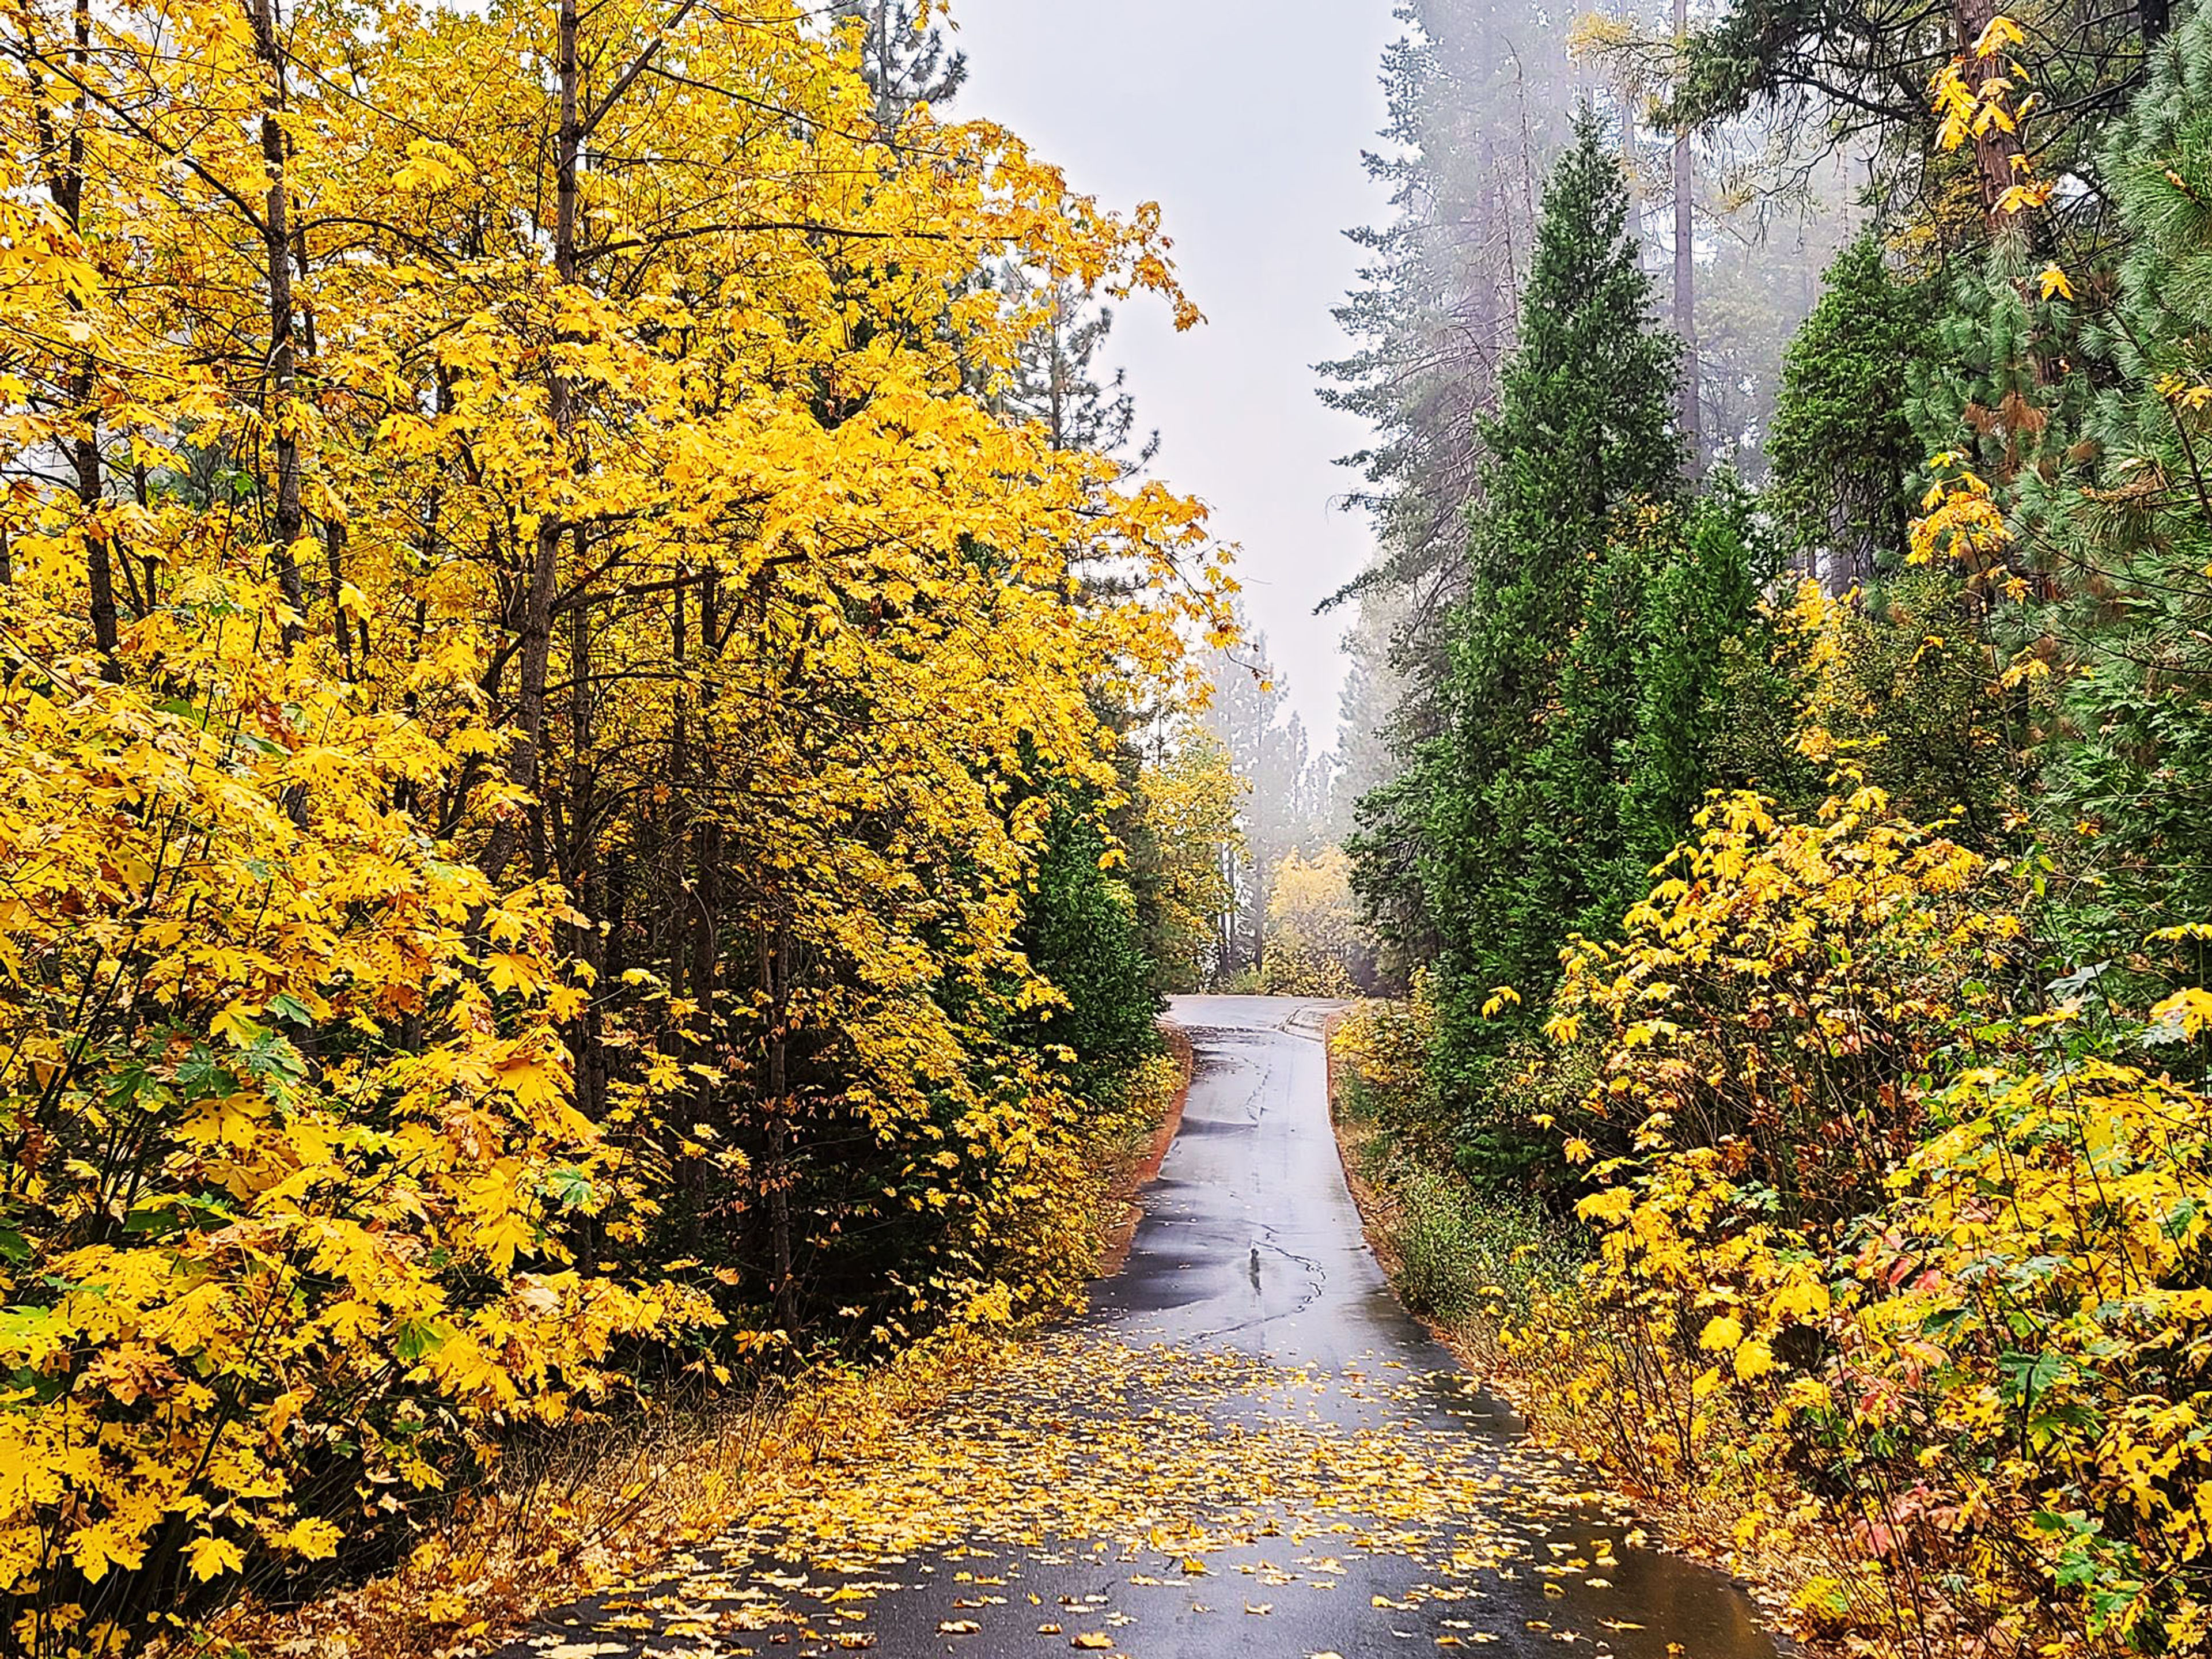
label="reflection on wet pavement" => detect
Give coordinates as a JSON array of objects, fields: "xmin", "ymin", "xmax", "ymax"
[{"xmin": 497, "ymin": 997, "xmax": 1776, "ymax": 1659}]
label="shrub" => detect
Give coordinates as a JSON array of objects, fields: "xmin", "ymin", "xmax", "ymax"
[
  {"xmin": 0, "ymin": 581, "xmax": 713, "ymax": 1654},
  {"xmin": 1385, "ymin": 1169, "xmax": 1491, "ymax": 1323},
  {"xmin": 1516, "ymin": 781, "xmax": 2212, "ymax": 1652}
]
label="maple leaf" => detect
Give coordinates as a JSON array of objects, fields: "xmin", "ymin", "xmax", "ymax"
[{"xmin": 187, "ymin": 1535, "xmax": 246, "ymax": 1582}]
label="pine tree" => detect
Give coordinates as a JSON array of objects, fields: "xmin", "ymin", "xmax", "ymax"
[
  {"xmin": 988, "ymin": 266, "xmax": 1154, "ymax": 464},
  {"xmin": 1323, "ymin": 2, "xmax": 1581, "ymax": 953},
  {"xmin": 1402, "ymin": 111, "xmax": 1685, "ymax": 1104},
  {"xmin": 830, "ymin": 0, "xmax": 967, "ymax": 130},
  {"xmin": 2008, "ymin": 10, "xmax": 2212, "ymax": 966}
]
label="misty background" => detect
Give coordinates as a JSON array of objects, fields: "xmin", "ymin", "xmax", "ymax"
[
  {"xmin": 946, "ymin": 0, "xmax": 1855, "ymax": 988},
  {"xmin": 951, "ymin": 0, "xmax": 1400, "ymax": 749}
]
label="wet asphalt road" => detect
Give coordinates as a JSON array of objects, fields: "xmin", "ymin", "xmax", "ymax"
[{"xmin": 503, "ymin": 996, "xmax": 1777, "ymax": 1659}]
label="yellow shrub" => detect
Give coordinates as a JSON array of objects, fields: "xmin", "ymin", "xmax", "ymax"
[
  {"xmin": 1524, "ymin": 785, "xmax": 2212, "ymax": 1654},
  {"xmin": 0, "ymin": 577, "xmax": 712, "ymax": 1655}
]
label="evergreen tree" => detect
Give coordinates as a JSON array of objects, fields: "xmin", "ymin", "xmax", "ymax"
[
  {"xmin": 1016, "ymin": 788, "xmax": 1163, "ymax": 1089},
  {"xmin": 2008, "ymin": 10, "xmax": 2212, "ymax": 969},
  {"xmin": 1613, "ymin": 484, "xmax": 1771, "ymax": 876},
  {"xmin": 831, "ymin": 0, "xmax": 967, "ymax": 130},
  {"xmin": 1403, "ymin": 112, "xmax": 1687, "ymax": 1104},
  {"xmin": 988, "ymin": 266, "xmax": 1154, "ymax": 465},
  {"xmin": 1322, "ymin": 2, "xmax": 1580, "ymax": 946},
  {"xmin": 1767, "ymin": 233, "xmax": 1937, "ymax": 589},
  {"xmin": 1319, "ymin": 3, "xmax": 1571, "ymax": 622}
]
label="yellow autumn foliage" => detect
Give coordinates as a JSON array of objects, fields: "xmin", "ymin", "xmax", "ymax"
[
  {"xmin": 1261, "ymin": 846, "xmax": 1363, "ymax": 997},
  {"xmin": 1502, "ymin": 782, "xmax": 2212, "ymax": 1654},
  {"xmin": 0, "ymin": 570, "xmax": 717, "ymax": 1647},
  {"xmin": 0, "ymin": 0, "xmax": 1227, "ymax": 1649},
  {"xmin": 1142, "ymin": 730, "xmax": 1244, "ymax": 993}
]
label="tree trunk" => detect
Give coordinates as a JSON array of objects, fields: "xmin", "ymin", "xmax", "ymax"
[
  {"xmin": 1673, "ymin": 0, "xmax": 1700, "ymax": 471},
  {"xmin": 763, "ymin": 925, "xmax": 796, "ymax": 1331},
  {"xmin": 1956, "ymin": 0, "xmax": 2023, "ymax": 223},
  {"xmin": 482, "ymin": 0, "xmax": 580, "ymax": 885},
  {"xmin": 42, "ymin": 0, "xmax": 118, "ymax": 672},
  {"xmin": 250, "ymin": 0, "xmax": 305, "ymax": 644}
]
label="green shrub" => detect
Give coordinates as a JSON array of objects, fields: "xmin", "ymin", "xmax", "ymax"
[{"xmin": 1385, "ymin": 1168, "xmax": 1578, "ymax": 1331}]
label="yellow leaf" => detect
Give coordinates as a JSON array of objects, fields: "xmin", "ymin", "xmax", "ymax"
[
  {"xmin": 187, "ymin": 1534, "xmax": 245, "ymax": 1582},
  {"xmin": 1733, "ymin": 1339, "xmax": 1779, "ymax": 1382},
  {"xmin": 1577, "ymin": 1188, "xmax": 1634, "ymax": 1224},
  {"xmin": 1698, "ymin": 1314, "xmax": 1745, "ymax": 1353},
  {"xmin": 1971, "ymin": 13, "xmax": 2025, "ymax": 53}
]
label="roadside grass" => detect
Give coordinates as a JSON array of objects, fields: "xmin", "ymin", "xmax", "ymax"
[{"xmin": 1330, "ymin": 1070, "xmax": 1581, "ymax": 1370}]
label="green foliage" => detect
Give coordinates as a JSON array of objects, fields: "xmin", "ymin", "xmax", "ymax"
[
  {"xmin": 1377, "ymin": 118, "xmax": 1765, "ymax": 1172},
  {"xmin": 1017, "ymin": 791, "xmax": 1164, "ymax": 1088},
  {"xmin": 1766, "ymin": 235, "xmax": 1938, "ymax": 584},
  {"xmin": 1614, "ymin": 485, "xmax": 1775, "ymax": 884},
  {"xmin": 1708, "ymin": 573, "xmax": 2022, "ymax": 843},
  {"xmin": 1413, "ymin": 115, "xmax": 1684, "ymax": 1044},
  {"xmin": 2003, "ymin": 13, "xmax": 2212, "ymax": 969},
  {"xmin": 1384, "ymin": 1169, "xmax": 1499, "ymax": 1324}
]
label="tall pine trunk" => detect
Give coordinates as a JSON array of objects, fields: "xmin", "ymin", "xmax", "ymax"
[{"xmin": 1673, "ymin": 0, "xmax": 1700, "ymax": 472}]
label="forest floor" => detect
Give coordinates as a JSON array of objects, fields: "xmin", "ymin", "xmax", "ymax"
[{"xmin": 435, "ymin": 998, "xmax": 1776, "ymax": 1659}]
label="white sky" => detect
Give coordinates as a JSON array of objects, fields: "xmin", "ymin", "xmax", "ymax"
[{"xmin": 948, "ymin": 0, "xmax": 1402, "ymax": 749}]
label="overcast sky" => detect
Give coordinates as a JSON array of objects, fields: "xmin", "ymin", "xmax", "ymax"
[{"xmin": 949, "ymin": 0, "xmax": 1402, "ymax": 749}]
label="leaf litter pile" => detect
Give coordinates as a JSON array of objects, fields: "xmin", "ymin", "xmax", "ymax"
[{"xmin": 505, "ymin": 1330, "xmax": 1766, "ymax": 1659}]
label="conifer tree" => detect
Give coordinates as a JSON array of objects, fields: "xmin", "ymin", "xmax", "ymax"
[
  {"xmin": 2008, "ymin": 9, "xmax": 2212, "ymax": 962},
  {"xmin": 988, "ymin": 266, "xmax": 1154, "ymax": 465},
  {"xmin": 1395, "ymin": 111, "xmax": 1686, "ymax": 1104},
  {"xmin": 831, "ymin": 0, "xmax": 967, "ymax": 129},
  {"xmin": 1767, "ymin": 233, "xmax": 1937, "ymax": 589}
]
